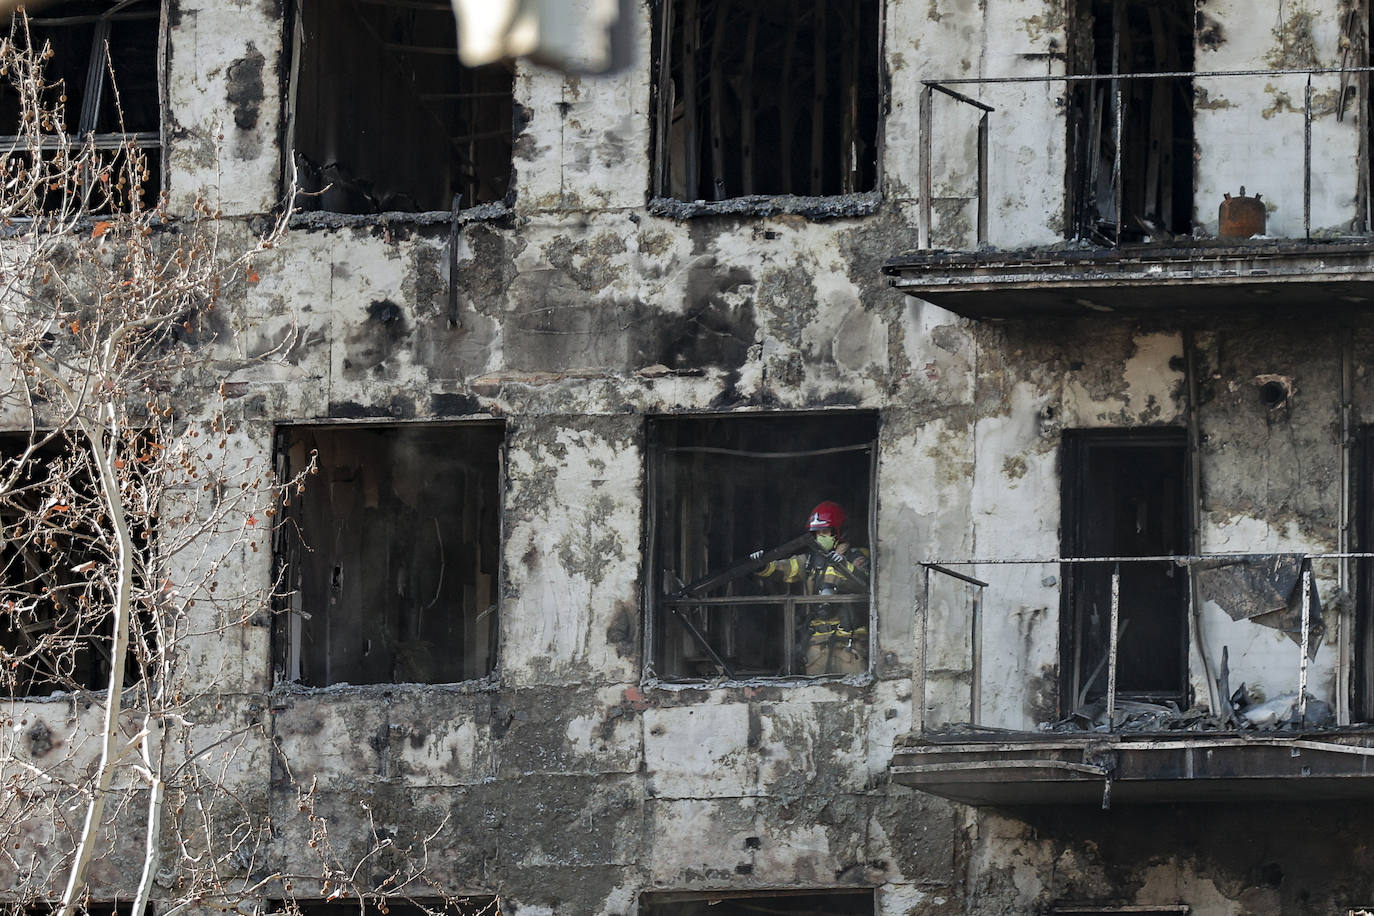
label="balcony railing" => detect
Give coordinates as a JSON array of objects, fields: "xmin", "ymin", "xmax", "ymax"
[
  {"xmin": 897, "ymin": 552, "xmax": 1374, "ymax": 807},
  {"xmin": 918, "ymin": 65, "xmax": 1374, "ymax": 251},
  {"xmin": 918, "ymin": 552, "xmax": 1365, "ymax": 734}
]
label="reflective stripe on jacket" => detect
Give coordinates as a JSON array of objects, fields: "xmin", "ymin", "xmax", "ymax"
[{"xmin": 757, "ymin": 545, "xmax": 870, "ymax": 593}]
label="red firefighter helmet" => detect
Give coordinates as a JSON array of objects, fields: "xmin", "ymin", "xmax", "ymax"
[{"xmin": 807, "ymin": 501, "xmax": 846, "ymax": 532}]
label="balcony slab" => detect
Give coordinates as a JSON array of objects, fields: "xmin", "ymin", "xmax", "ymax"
[
  {"xmin": 890, "ymin": 731, "xmax": 1374, "ymax": 806},
  {"xmin": 883, "ymin": 239, "xmax": 1374, "ymax": 320}
]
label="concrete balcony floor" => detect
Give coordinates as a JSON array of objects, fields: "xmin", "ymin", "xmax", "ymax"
[
  {"xmin": 883, "ymin": 238, "xmax": 1374, "ymax": 319},
  {"xmin": 891, "ymin": 729, "xmax": 1374, "ymax": 807}
]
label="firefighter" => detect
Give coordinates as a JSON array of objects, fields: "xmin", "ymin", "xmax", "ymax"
[{"xmin": 751, "ymin": 500, "xmax": 870, "ymax": 675}]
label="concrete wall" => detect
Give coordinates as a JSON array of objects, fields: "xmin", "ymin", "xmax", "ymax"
[{"xmin": 5, "ymin": 1, "xmax": 1374, "ymax": 914}]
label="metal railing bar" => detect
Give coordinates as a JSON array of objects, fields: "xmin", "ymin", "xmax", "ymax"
[
  {"xmin": 927, "ymin": 82, "xmax": 995, "ymax": 112},
  {"xmin": 665, "ymin": 594, "xmax": 867, "ymax": 606},
  {"xmin": 923, "ymin": 64, "xmax": 1374, "ymax": 87},
  {"xmin": 1300, "ymin": 561, "xmax": 1312, "ymax": 719},
  {"xmin": 1106, "ymin": 563, "xmax": 1121, "ymax": 731},
  {"xmin": 1304, "ymin": 74, "xmax": 1313, "ymax": 240},
  {"xmin": 922, "ymin": 563, "xmax": 989, "ymax": 588},
  {"xmin": 922, "ymin": 551, "xmax": 1374, "ymax": 566}
]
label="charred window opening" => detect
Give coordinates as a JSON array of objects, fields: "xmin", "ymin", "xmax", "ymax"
[
  {"xmin": 274, "ymin": 423, "xmax": 503, "ymax": 687},
  {"xmin": 1060, "ymin": 429, "xmax": 1190, "ymax": 715},
  {"xmin": 641, "ymin": 889, "xmax": 875, "ymax": 916},
  {"xmin": 651, "ymin": 0, "xmax": 880, "ymax": 202},
  {"xmin": 288, "ymin": 0, "xmax": 514, "ymax": 215},
  {"xmin": 647, "ymin": 413, "xmax": 877, "ymax": 681},
  {"xmin": 272, "ymin": 900, "xmax": 496, "ymax": 916},
  {"xmin": 0, "ymin": 434, "xmax": 153, "ymax": 697},
  {"xmin": 0, "ymin": 0, "xmax": 162, "ymax": 212},
  {"xmin": 1052, "ymin": 908, "xmax": 1189, "ymax": 915},
  {"xmin": 1067, "ymin": 0, "xmax": 1194, "ymax": 243}
]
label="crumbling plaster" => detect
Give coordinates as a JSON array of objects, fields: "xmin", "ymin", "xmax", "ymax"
[{"xmin": 5, "ymin": 0, "xmax": 1374, "ymax": 913}]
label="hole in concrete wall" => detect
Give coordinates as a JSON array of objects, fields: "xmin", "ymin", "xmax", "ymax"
[
  {"xmin": 275, "ymin": 423, "xmax": 503, "ymax": 687},
  {"xmin": 1067, "ymin": 0, "xmax": 1194, "ymax": 242},
  {"xmin": 289, "ymin": 0, "xmax": 513, "ymax": 214},
  {"xmin": 272, "ymin": 899, "xmax": 496, "ymax": 916},
  {"xmin": 651, "ymin": 0, "xmax": 880, "ymax": 201},
  {"xmin": 1060, "ymin": 428, "xmax": 1190, "ymax": 715},
  {"xmin": 0, "ymin": 0, "xmax": 162, "ymax": 212},
  {"xmin": 1256, "ymin": 378, "xmax": 1291, "ymax": 408},
  {"xmin": 0, "ymin": 434, "xmax": 154, "ymax": 697},
  {"xmin": 640, "ymin": 889, "xmax": 874, "ymax": 915},
  {"xmin": 647, "ymin": 412, "xmax": 877, "ymax": 681}
]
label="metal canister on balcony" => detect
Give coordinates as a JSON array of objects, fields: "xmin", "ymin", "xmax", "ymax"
[{"xmin": 1219, "ymin": 186, "xmax": 1266, "ymax": 239}]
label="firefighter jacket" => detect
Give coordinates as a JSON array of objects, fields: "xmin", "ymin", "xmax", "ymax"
[{"xmin": 756, "ymin": 544, "xmax": 871, "ymax": 594}]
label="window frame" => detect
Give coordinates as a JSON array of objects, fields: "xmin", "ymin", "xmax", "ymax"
[
  {"xmin": 0, "ymin": 0, "xmax": 165, "ymax": 206},
  {"xmin": 643, "ymin": 411, "xmax": 879, "ymax": 684},
  {"xmin": 648, "ymin": 0, "xmax": 886, "ymax": 209},
  {"xmin": 271, "ymin": 419, "xmax": 506, "ymax": 689},
  {"xmin": 282, "ymin": 0, "xmax": 515, "ymax": 217}
]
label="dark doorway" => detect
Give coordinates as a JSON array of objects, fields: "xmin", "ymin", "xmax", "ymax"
[
  {"xmin": 1060, "ymin": 429, "xmax": 1190, "ymax": 713},
  {"xmin": 1067, "ymin": 0, "xmax": 1195, "ymax": 243},
  {"xmin": 1356, "ymin": 425, "xmax": 1374, "ymax": 722}
]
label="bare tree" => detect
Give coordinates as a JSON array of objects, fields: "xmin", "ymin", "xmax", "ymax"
[{"xmin": 0, "ymin": 19, "xmax": 500, "ymax": 916}]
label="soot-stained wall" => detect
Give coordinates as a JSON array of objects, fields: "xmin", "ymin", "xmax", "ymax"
[{"xmin": 5, "ymin": 1, "xmax": 1374, "ymax": 915}]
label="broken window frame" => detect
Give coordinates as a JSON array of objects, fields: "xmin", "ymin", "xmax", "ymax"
[
  {"xmin": 649, "ymin": 0, "xmax": 884, "ymax": 205},
  {"xmin": 282, "ymin": 0, "xmax": 515, "ymax": 216},
  {"xmin": 1059, "ymin": 428, "xmax": 1192, "ymax": 716},
  {"xmin": 271, "ymin": 420, "xmax": 505, "ymax": 688},
  {"xmin": 0, "ymin": 0, "xmax": 165, "ymax": 212},
  {"xmin": 644, "ymin": 412, "xmax": 878, "ymax": 683},
  {"xmin": 639, "ymin": 888, "xmax": 875, "ymax": 916}
]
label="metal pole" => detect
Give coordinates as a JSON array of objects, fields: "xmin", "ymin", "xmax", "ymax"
[
  {"xmin": 1111, "ymin": 2, "xmax": 1123, "ymax": 247},
  {"xmin": 971, "ymin": 586, "xmax": 983, "ymax": 726},
  {"xmin": 1299, "ymin": 561, "xmax": 1311, "ymax": 723},
  {"xmin": 919, "ymin": 85, "xmax": 933, "ymax": 249},
  {"xmin": 920, "ymin": 563, "xmax": 931, "ymax": 734},
  {"xmin": 976, "ymin": 111, "xmax": 989, "ymax": 247},
  {"xmin": 1112, "ymin": 79, "xmax": 1124, "ymax": 247},
  {"xmin": 1339, "ymin": 330, "xmax": 1354, "ymax": 725},
  {"xmin": 1304, "ymin": 74, "xmax": 1312, "ymax": 240},
  {"xmin": 1107, "ymin": 563, "xmax": 1121, "ymax": 730}
]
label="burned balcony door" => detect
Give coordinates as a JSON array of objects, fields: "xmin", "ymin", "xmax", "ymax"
[
  {"xmin": 1067, "ymin": 0, "xmax": 1195, "ymax": 243},
  {"xmin": 1061, "ymin": 429, "xmax": 1189, "ymax": 713}
]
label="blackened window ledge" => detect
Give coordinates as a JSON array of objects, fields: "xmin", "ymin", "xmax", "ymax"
[
  {"xmin": 647, "ymin": 190, "xmax": 881, "ymax": 221},
  {"xmin": 287, "ymin": 201, "xmax": 513, "ymax": 232}
]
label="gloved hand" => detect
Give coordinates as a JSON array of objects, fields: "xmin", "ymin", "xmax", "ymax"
[
  {"xmin": 827, "ymin": 549, "xmax": 847, "ymax": 566},
  {"xmin": 749, "ymin": 549, "xmax": 765, "ymax": 561}
]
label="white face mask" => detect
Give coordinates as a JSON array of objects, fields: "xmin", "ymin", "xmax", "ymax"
[{"xmin": 815, "ymin": 533, "xmax": 837, "ymax": 551}]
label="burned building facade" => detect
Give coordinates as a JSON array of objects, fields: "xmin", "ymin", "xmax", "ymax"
[{"xmin": 11, "ymin": 0, "xmax": 1374, "ymax": 914}]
